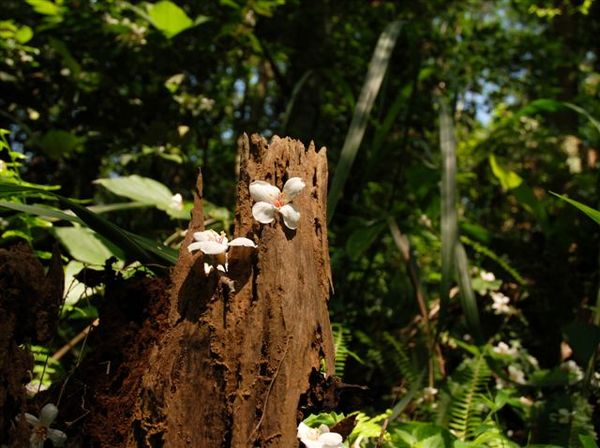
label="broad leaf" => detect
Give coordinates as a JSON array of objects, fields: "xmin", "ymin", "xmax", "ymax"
[
  {"xmin": 488, "ymin": 154, "xmax": 522, "ymax": 191},
  {"xmin": 54, "ymin": 226, "xmax": 119, "ymax": 265}
]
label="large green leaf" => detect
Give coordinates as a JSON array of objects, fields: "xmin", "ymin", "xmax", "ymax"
[
  {"xmin": 327, "ymin": 20, "xmax": 403, "ymax": 222},
  {"xmin": 36, "ymin": 129, "xmax": 84, "ymax": 159},
  {"xmin": 94, "ymin": 175, "xmax": 188, "ymax": 219},
  {"xmin": 54, "ymin": 226, "xmax": 120, "ymax": 265}
]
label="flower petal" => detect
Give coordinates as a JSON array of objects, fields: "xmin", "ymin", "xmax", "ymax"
[
  {"xmin": 252, "ymin": 202, "xmax": 277, "ymax": 224},
  {"xmin": 228, "ymin": 237, "xmax": 257, "ymax": 248},
  {"xmin": 318, "ymin": 432, "xmax": 343, "ymax": 447},
  {"xmin": 279, "ymin": 203, "xmax": 301, "ymax": 229},
  {"xmin": 48, "ymin": 428, "xmax": 67, "ymax": 446},
  {"xmin": 203, "ymin": 263, "xmax": 213, "ymax": 275},
  {"xmin": 249, "ymin": 180, "xmax": 280, "ymax": 203},
  {"xmin": 283, "ymin": 177, "xmax": 305, "ymax": 201},
  {"xmin": 188, "ymin": 240, "xmax": 228, "ymax": 255},
  {"xmin": 39, "ymin": 403, "xmax": 58, "ymax": 426},
  {"xmin": 193, "ymin": 229, "xmax": 220, "ymax": 243},
  {"xmin": 24, "ymin": 413, "xmax": 39, "ymax": 426}
]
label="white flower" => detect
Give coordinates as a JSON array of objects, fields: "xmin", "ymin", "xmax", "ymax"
[
  {"xmin": 249, "ymin": 177, "xmax": 305, "ymax": 230},
  {"xmin": 480, "ymin": 271, "xmax": 496, "ymax": 282},
  {"xmin": 423, "ymin": 386, "xmax": 438, "ymax": 400},
  {"xmin": 297, "ymin": 422, "xmax": 343, "ymax": 448},
  {"xmin": 490, "ymin": 292, "xmax": 511, "ymax": 315},
  {"xmin": 508, "ymin": 365, "xmax": 526, "ymax": 384},
  {"xmin": 550, "ymin": 408, "xmax": 573, "ymax": 424},
  {"xmin": 170, "ymin": 193, "xmax": 183, "ymax": 210},
  {"xmin": 561, "ymin": 360, "xmax": 584, "ymax": 383},
  {"xmin": 493, "ymin": 341, "xmax": 518, "ymax": 356},
  {"xmin": 25, "ymin": 403, "xmax": 67, "ymax": 448},
  {"xmin": 188, "ymin": 229, "xmax": 256, "ymax": 255}
]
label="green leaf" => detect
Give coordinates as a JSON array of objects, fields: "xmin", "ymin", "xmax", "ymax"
[
  {"xmin": 15, "ymin": 25, "xmax": 33, "ymax": 43},
  {"xmin": 0, "ymin": 181, "xmax": 178, "ymax": 265},
  {"xmin": 26, "ymin": 0, "xmax": 64, "ymax": 16},
  {"xmin": 488, "ymin": 154, "xmax": 522, "ymax": 191},
  {"xmin": 345, "ymin": 222, "xmax": 385, "ymax": 260},
  {"xmin": 0, "ymin": 200, "xmax": 81, "ymax": 223},
  {"xmin": 95, "ymin": 175, "xmax": 173, "ymax": 207},
  {"xmin": 36, "ymin": 130, "xmax": 84, "ymax": 159},
  {"xmin": 327, "ymin": 21, "xmax": 403, "ymax": 221},
  {"xmin": 579, "ymin": 435, "xmax": 599, "ymax": 448},
  {"xmin": 551, "ymin": 192, "xmax": 600, "ymax": 226},
  {"xmin": 439, "ymin": 98, "xmax": 458, "ymax": 320},
  {"xmin": 54, "ymin": 226, "xmax": 120, "ymax": 265},
  {"xmin": 94, "ymin": 175, "xmax": 188, "ymax": 218},
  {"xmin": 147, "ymin": 1, "xmax": 194, "ymax": 38}
]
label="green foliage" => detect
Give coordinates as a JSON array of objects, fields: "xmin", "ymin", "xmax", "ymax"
[{"xmin": 446, "ymin": 354, "xmax": 493, "ymax": 441}]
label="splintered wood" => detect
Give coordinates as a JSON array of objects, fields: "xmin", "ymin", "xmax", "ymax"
[{"xmin": 134, "ymin": 134, "xmax": 335, "ymax": 447}]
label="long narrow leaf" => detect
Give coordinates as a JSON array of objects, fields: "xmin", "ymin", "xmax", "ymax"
[
  {"xmin": 439, "ymin": 100, "xmax": 482, "ymax": 342},
  {"xmin": 551, "ymin": 192, "xmax": 600, "ymax": 226},
  {"xmin": 0, "ymin": 181, "xmax": 178, "ymax": 265},
  {"xmin": 439, "ymin": 99, "xmax": 458, "ymax": 308},
  {"xmin": 327, "ymin": 21, "xmax": 403, "ymax": 222},
  {"xmin": 0, "ymin": 200, "xmax": 82, "ymax": 223},
  {"xmin": 455, "ymin": 242, "xmax": 483, "ymax": 342}
]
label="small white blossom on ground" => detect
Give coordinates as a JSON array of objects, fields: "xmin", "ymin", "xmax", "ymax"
[
  {"xmin": 527, "ymin": 355, "xmax": 539, "ymax": 369},
  {"xmin": 249, "ymin": 177, "xmax": 305, "ymax": 229},
  {"xmin": 423, "ymin": 386, "xmax": 438, "ymax": 400},
  {"xmin": 490, "ymin": 292, "xmax": 512, "ymax": 315},
  {"xmin": 25, "ymin": 403, "xmax": 67, "ymax": 448},
  {"xmin": 560, "ymin": 360, "xmax": 584, "ymax": 383},
  {"xmin": 297, "ymin": 422, "xmax": 343, "ymax": 448},
  {"xmin": 508, "ymin": 365, "xmax": 526, "ymax": 384},
  {"xmin": 493, "ymin": 341, "xmax": 518, "ymax": 356},
  {"xmin": 480, "ymin": 270, "xmax": 496, "ymax": 282},
  {"xmin": 170, "ymin": 193, "xmax": 183, "ymax": 211}
]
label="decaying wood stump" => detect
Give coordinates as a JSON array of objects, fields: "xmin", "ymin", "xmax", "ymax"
[{"xmin": 132, "ymin": 134, "xmax": 335, "ymax": 447}]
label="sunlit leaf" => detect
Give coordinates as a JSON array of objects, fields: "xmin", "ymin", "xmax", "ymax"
[
  {"xmin": 488, "ymin": 154, "xmax": 522, "ymax": 191},
  {"xmin": 54, "ymin": 226, "xmax": 120, "ymax": 265},
  {"xmin": 551, "ymin": 192, "xmax": 600, "ymax": 226},
  {"xmin": 147, "ymin": 1, "xmax": 207, "ymax": 38}
]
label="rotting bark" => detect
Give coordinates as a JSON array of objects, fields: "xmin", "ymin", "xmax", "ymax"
[
  {"xmin": 0, "ymin": 244, "xmax": 63, "ymax": 447},
  {"xmin": 129, "ymin": 133, "xmax": 335, "ymax": 447}
]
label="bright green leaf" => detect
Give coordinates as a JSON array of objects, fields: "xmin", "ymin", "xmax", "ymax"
[
  {"xmin": 489, "ymin": 154, "xmax": 522, "ymax": 191},
  {"xmin": 148, "ymin": 1, "xmax": 194, "ymax": 38}
]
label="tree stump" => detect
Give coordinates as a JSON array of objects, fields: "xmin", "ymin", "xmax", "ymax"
[{"xmin": 133, "ymin": 134, "xmax": 335, "ymax": 447}]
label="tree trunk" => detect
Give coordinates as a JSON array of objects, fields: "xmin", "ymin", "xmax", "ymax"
[{"xmin": 129, "ymin": 133, "xmax": 335, "ymax": 447}]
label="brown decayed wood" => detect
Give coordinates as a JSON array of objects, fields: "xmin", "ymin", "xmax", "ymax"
[
  {"xmin": 132, "ymin": 133, "xmax": 335, "ymax": 447},
  {"xmin": 0, "ymin": 244, "xmax": 63, "ymax": 447}
]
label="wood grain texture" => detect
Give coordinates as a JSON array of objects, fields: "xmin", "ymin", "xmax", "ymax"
[{"xmin": 132, "ymin": 134, "xmax": 335, "ymax": 447}]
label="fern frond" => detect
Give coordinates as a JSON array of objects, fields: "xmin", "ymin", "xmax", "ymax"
[
  {"xmin": 332, "ymin": 323, "xmax": 362, "ymax": 378},
  {"xmin": 383, "ymin": 332, "xmax": 420, "ymax": 387},
  {"xmin": 460, "ymin": 236, "xmax": 525, "ymax": 286},
  {"xmin": 448, "ymin": 354, "xmax": 493, "ymax": 441}
]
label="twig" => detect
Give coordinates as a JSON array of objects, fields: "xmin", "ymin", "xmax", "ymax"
[{"xmin": 248, "ymin": 336, "xmax": 291, "ymax": 444}]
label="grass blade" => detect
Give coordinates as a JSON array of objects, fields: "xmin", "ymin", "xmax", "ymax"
[
  {"xmin": 439, "ymin": 99, "xmax": 482, "ymax": 342},
  {"xmin": 439, "ymin": 99, "xmax": 458, "ymax": 310},
  {"xmin": 327, "ymin": 21, "xmax": 403, "ymax": 222}
]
